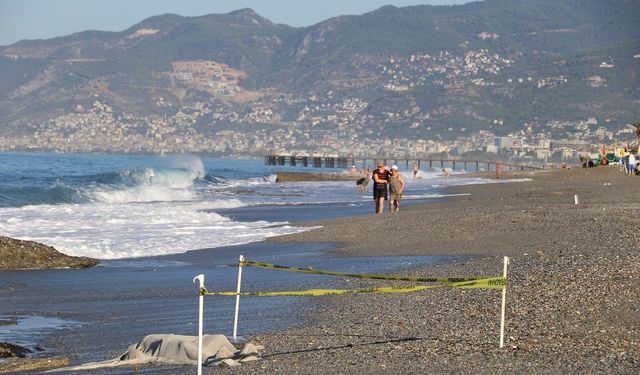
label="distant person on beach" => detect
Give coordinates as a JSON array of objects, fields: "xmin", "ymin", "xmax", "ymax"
[
  {"xmin": 495, "ymin": 162, "xmax": 502, "ymax": 179},
  {"xmin": 356, "ymin": 168, "xmax": 371, "ymax": 193},
  {"xmin": 388, "ymin": 165, "xmax": 405, "ymax": 212},
  {"xmin": 628, "ymin": 153, "xmax": 636, "ymax": 175},
  {"xmin": 413, "ymin": 163, "xmax": 418, "ymax": 179},
  {"xmin": 620, "ymin": 149, "xmax": 629, "ymax": 174},
  {"xmin": 350, "ymin": 165, "xmax": 357, "ymax": 174},
  {"xmin": 372, "ymin": 161, "xmax": 390, "ymax": 214},
  {"xmin": 442, "ymin": 168, "xmax": 450, "ymax": 178}
]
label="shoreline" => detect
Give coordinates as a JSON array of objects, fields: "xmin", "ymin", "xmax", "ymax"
[
  {"xmin": 267, "ymin": 167, "xmax": 618, "ymax": 257},
  {"xmin": 0, "ymin": 242, "xmax": 455, "ymax": 373},
  {"xmin": 229, "ymin": 166, "xmax": 639, "ymax": 374},
  {"xmin": 2, "ymin": 166, "xmax": 638, "ymax": 373}
]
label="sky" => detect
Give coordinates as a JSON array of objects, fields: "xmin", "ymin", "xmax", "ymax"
[{"xmin": 0, "ymin": 0, "xmax": 469, "ymax": 46}]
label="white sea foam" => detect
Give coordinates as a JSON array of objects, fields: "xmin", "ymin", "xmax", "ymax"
[
  {"xmin": 165, "ymin": 155, "xmax": 205, "ymax": 180},
  {"xmin": 0, "ymin": 154, "xmax": 522, "ymax": 261},
  {"xmin": 203, "ymin": 174, "xmax": 277, "ymax": 191},
  {"xmin": 87, "ymin": 184, "xmax": 197, "ymax": 204},
  {"xmin": 79, "ymin": 164, "xmax": 204, "ymax": 204},
  {"xmin": 0, "ymin": 201, "xmax": 308, "ymax": 260}
]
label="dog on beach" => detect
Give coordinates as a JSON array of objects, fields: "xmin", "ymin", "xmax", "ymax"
[{"xmin": 356, "ymin": 176, "xmax": 370, "ymax": 192}]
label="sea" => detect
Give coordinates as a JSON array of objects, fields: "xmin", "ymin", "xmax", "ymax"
[
  {"xmin": 0, "ymin": 152, "xmax": 504, "ymax": 369},
  {"xmin": 0, "ymin": 152, "xmax": 495, "ymax": 260}
]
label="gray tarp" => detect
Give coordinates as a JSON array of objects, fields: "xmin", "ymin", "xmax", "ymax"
[{"xmin": 49, "ymin": 334, "xmax": 262, "ymax": 371}]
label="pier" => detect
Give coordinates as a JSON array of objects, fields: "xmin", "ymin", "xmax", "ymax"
[{"xmin": 264, "ymin": 155, "xmax": 544, "ymax": 172}]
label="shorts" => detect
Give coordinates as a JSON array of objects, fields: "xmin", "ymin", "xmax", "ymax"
[
  {"xmin": 390, "ymin": 193, "xmax": 402, "ymax": 203},
  {"xmin": 373, "ymin": 184, "xmax": 387, "ymax": 200},
  {"xmin": 629, "ymin": 163, "xmax": 636, "ymax": 171}
]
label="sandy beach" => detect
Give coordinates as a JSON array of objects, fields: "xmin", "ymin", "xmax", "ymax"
[
  {"xmin": 224, "ymin": 166, "xmax": 639, "ymax": 374},
  {"xmin": 2, "ymin": 165, "xmax": 638, "ymax": 374}
]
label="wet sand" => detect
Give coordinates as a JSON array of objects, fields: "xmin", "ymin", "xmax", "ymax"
[
  {"xmin": 226, "ymin": 166, "xmax": 640, "ymax": 374},
  {"xmin": 3, "ymin": 166, "xmax": 639, "ymax": 374},
  {"xmin": 0, "ymin": 242, "xmax": 453, "ymax": 374}
]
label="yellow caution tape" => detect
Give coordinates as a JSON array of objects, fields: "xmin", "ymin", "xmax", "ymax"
[
  {"xmin": 200, "ymin": 277, "xmax": 505, "ymax": 297},
  {"xmin": 240, "ymin": 260, "xmax": 484, "ymax": 284}
]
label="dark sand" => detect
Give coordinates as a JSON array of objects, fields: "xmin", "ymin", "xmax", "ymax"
[
  {"xmin": 224, "ymin": 166, "xmax": 640, "ymax": 374},
  {"xmin": 3, "ymin": 166, "xmax": 639, "ymax": 374},
  {"xmin": 0, "ymin": 244, "xmax": 452, "ymax": 374}
]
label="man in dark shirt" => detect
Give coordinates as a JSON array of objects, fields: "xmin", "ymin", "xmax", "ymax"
[{"xmin": 372, "ymin": 160, "xmax": 390, "ymax": 214}]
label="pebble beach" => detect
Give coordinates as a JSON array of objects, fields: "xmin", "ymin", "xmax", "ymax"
[
  {"xmin": 225, "ymin": 166, "xmax": 639, "ymax": 374},
  {"xmin": 2, "ymin": 165, "xmax": 638, "ymax": 374}
]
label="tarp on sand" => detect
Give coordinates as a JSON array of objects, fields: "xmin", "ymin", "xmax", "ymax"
[{"xmin": 48, "ymin": 334, "xmax": 262, "ymax": 371}]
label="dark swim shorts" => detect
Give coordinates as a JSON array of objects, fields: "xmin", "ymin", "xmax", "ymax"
[{"xmin": 373, "ymin": 183, "xmax": 387, "ymax": 200}]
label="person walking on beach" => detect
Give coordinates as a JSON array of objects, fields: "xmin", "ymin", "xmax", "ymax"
[
  {"xmin": 628, "ymin": 152, "xmax": 636, "ymax": 175},
  {"xmin": 388, "ymin": 165, "xmax": 405, "ymax": 212},
  {"xmin": 413, "ymin": 163, "xmax": 418, "ymax": 179},
  {"xmin": 620, "ymin": 148, "xmax": 629, "ymax": 174},
  {"xmin": 495, "ymin": 162, "xmax": 502, "ymax": 179},
  {"xmin": 372, "ymin": 161, "xmax": 390, "ymax": 214}
]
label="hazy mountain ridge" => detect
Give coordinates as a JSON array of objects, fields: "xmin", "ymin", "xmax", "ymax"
[{"xmin": 0, "ymin": 0, "xmax": 639, "ymax": 154}]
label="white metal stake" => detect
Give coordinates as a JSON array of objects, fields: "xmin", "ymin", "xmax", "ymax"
[
  {"xmin": 192, "ymin": 274, "xmax": 205, "ymax": 375},
  {"xmin": 499, "ymin": 256, "xmax": 509, "ymax": 348},
  {"xmin": 574, "ymin": 194, "xmax": 579, "ymax": 205},
  {"xmin": 233, "ymin": 255, "xmax": 244, "ymax": 339}
]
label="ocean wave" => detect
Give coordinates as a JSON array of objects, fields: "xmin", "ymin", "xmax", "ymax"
[
  {"xmin": 81, "ymin": 167, "xmax": 201, "ymax": 204},
  {"xmin": 0, "ymin": 183, "xmax": 84, "ymax": 207},
  {"xmin": 0, "ymin": 162, "xmax": 208, "ymax": 206},
  {"xmin": 203, "ymin": 174, "xmax": 276, "ymax": 187},
  {"xmin": 0, "ymin": 167, "xmax": 275, "ymax": 207},
  {"xmin": 84, "ymin": 184, "xmax": 197, "ymax": 204}
]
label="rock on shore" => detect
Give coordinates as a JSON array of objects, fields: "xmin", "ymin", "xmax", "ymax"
[
  {"xmin": 0, "ymin": 236, "xmax": 98, "ymax": 270},
  {"xmin": 0, "ymin": 342, "xmax": 30, "ymax": 358}
]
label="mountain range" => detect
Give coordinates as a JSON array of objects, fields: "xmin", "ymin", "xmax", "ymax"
[{"xmin": 1, "ymin": 0, "xmax": 639, "ymax": 154}]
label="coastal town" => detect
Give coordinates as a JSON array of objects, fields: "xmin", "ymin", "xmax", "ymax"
[
  {"xmin": 0, "ymin": 46, "xmax": 637, "ymax": 164},
  {"xmin": 2, "ymin": 1, "xmax": 640, "ymax": 374},
  {"xmin": 1, "ymin": 95, "xmax": 635, "ymax": 165}
]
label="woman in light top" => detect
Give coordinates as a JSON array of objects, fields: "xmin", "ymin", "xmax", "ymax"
[{"xmin": 388, "ymin": 165, "xmax": 405, "ymax": 212}]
